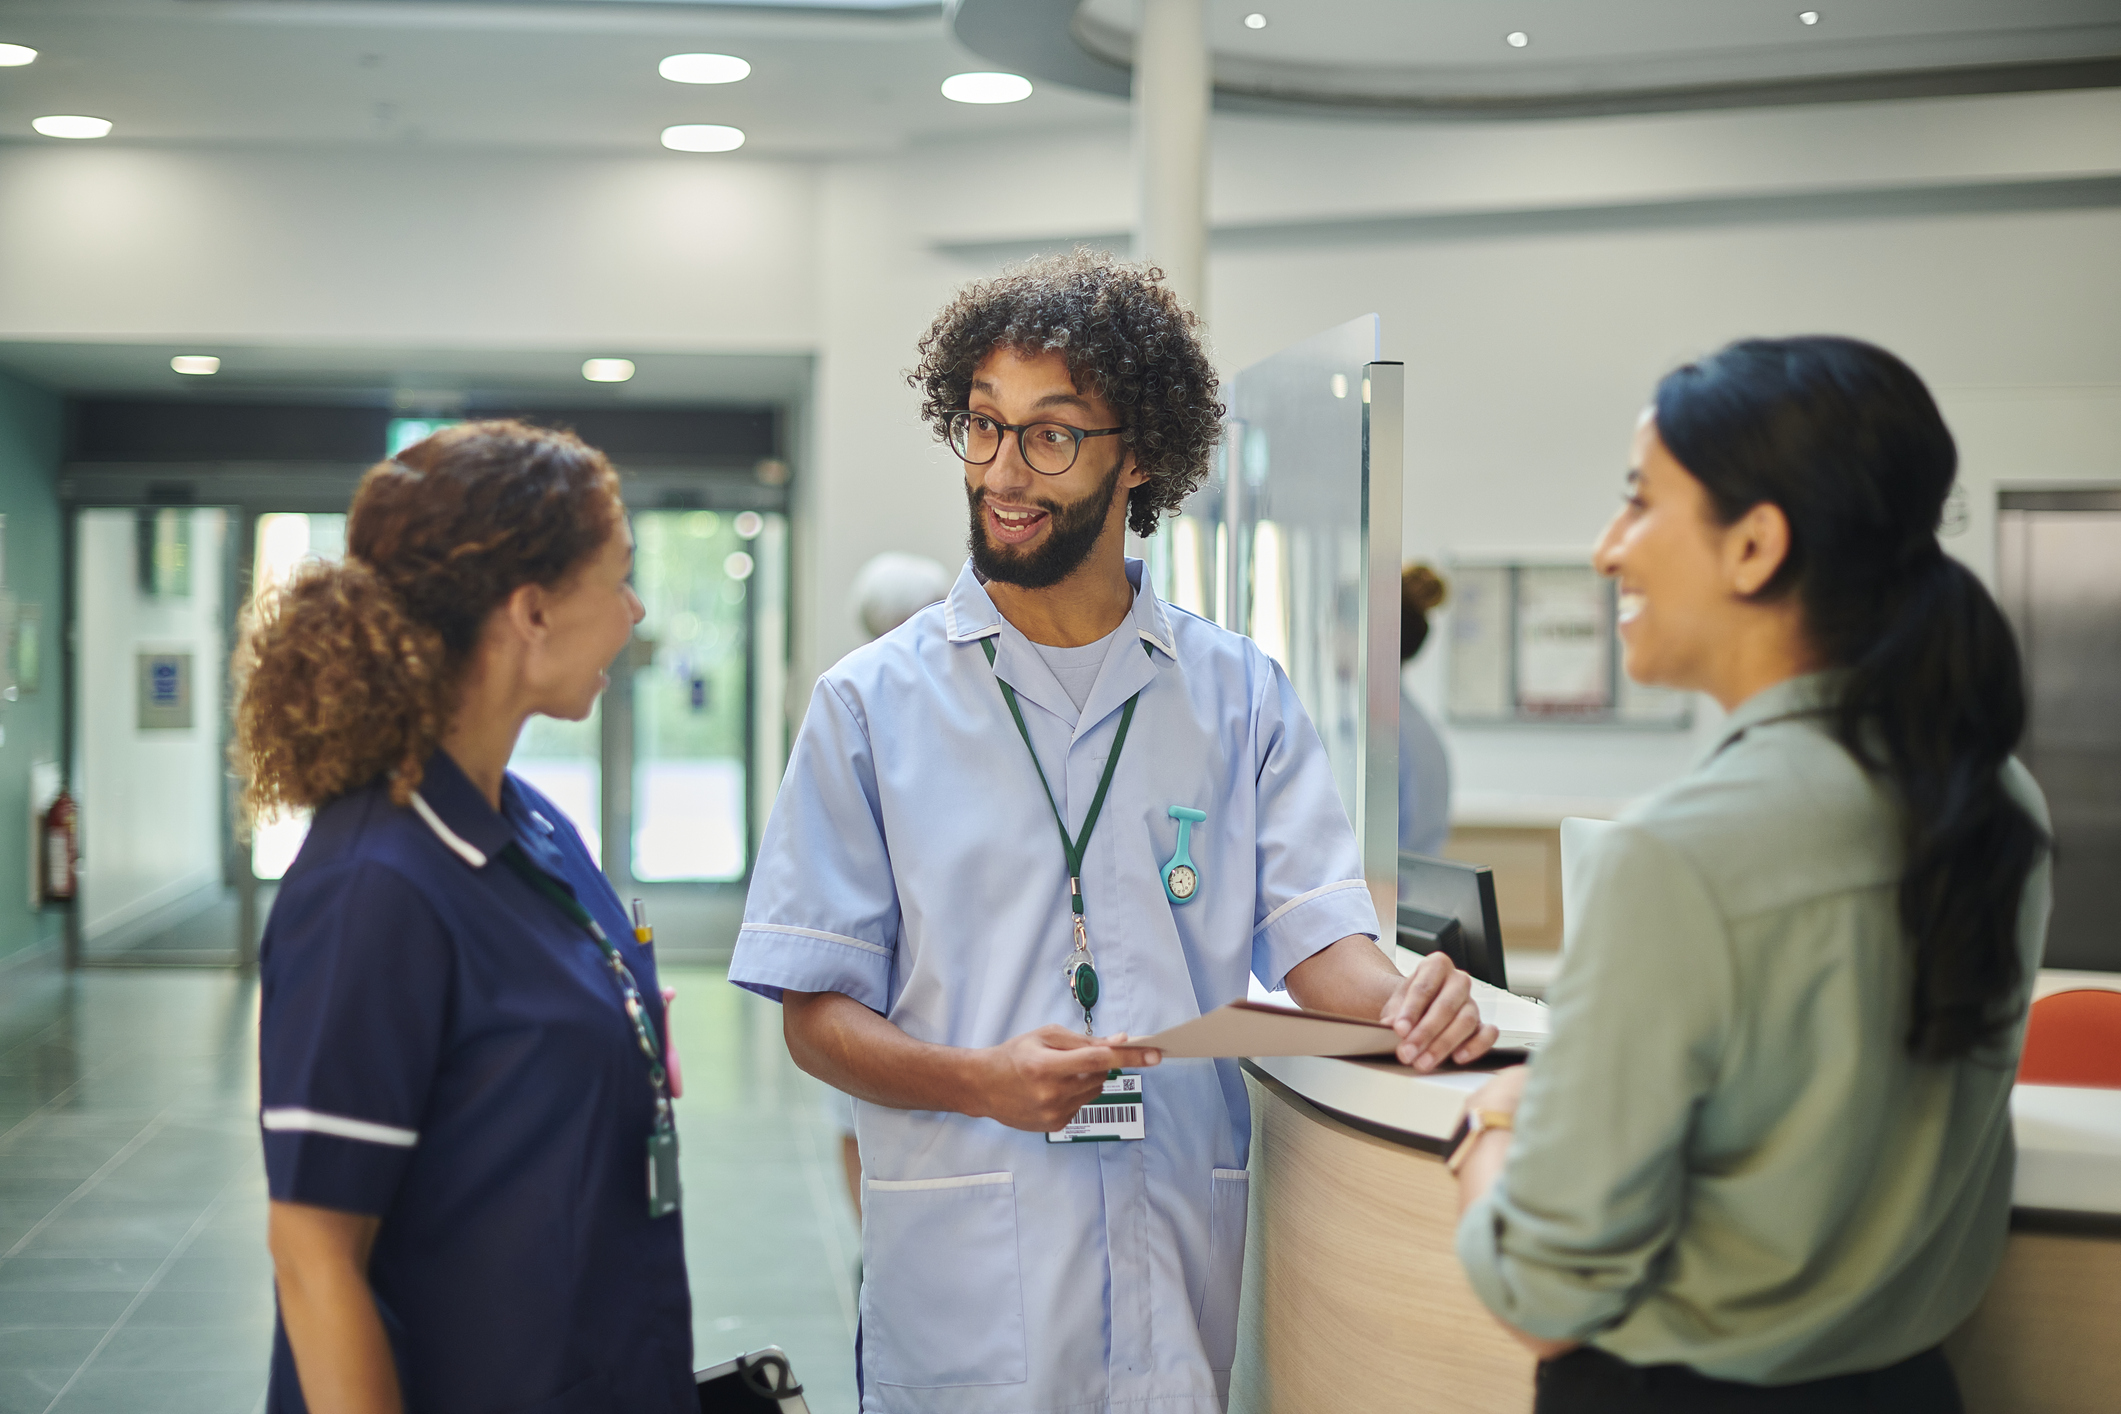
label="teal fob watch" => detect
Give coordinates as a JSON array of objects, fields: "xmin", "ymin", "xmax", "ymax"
[{"xmin": 1163, "ymin": 806, "xmax": 1206, "ymax": 904}]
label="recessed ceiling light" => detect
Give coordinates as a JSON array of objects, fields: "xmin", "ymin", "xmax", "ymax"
[
  {"xmin": 583, "ymin": 359, "xmax": 636, "ymax": 383},
  {"xmin": 32, "ymin": 115, "xmax": 113, "ymax": 140},
  {"xmin": 0, "ymin": 44, "xmax": 37, "ymax": 66},
  {"xmin": 661, "ymin": 124, "xmax": 745, "ymax": 153},
  {"xmin": 1506, "ymin": 31, "xmax": 1530, "ymax": 49},
  {"xmin": 1243, "ymin": 13, "xmax": 1267, "ymax": 29},
  {"xmin": 1799, "ymin": 10, "xmax": 1821, "ymax": 24},
  {"xmin": 659, "ymin": 53, "xmax": 750, "ymax": 85},
  {"xmin": 941, "ymin": 72, "xmax": 1033, "ymax": 105},
  {"xmin": 171, "ymin": 356, "xmax": 220, "ymax": 376},
  {"xmin": 724, "ymin": 550, "xmax": 755, "ymax": 582}
]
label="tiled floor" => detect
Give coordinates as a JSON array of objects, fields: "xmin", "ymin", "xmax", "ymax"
[{"xmin": 0, "ymin": 958, "xmax": 861, "ymax": 1413}]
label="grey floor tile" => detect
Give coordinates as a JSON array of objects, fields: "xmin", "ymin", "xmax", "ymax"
[
  {"xmin": 9, "ymin": 1206, "xmax": 205, "ymax": 1261},
  {"xmin": 0, "ymin": 1292, "xmax": 130, "ymax": 1330},
  {"xmin": 151, "ymin": 1256, "xmax": 274, "ymax": 1294},
  {"xmin": 0, "ymin": 1368, "xmax": 76, "ymax": 1414},
  {"xmin": 0, "ymin": 1259, "xmax": 159, "ymax": 1295},
  {"xmin": 124, "ymin": 1286, "xmax": 274, "ymax": 1330},
  {"xmin": 45, "ymin": 1366, "xmax": 265, "ymax": 1414},
  {"xmin": 0, "ymin": 1326, "xmax": 107, "ymax": 1370},
  {"xmin": 73, "ymin": 1322, "xmax": 268, "ymax": 1372}
]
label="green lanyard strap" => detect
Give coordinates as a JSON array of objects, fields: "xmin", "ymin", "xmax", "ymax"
[
  {"xmin": 496, "ymin": 844, "xmax": 673, "ymax": 1130},
  {"xmin": 979, "ymin": 635, "xmax": 1146, "ymax": 915}
]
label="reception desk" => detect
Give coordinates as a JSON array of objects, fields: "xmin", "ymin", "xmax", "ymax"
[{"xmin": 1229, "ymin": 1056, "xmax": 2121, "ymax": 1414}]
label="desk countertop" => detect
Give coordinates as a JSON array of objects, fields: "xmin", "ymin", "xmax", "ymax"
[{"xmin": 1247, "ymin": 1054, "xmax": 2121, "ymax": 1219}]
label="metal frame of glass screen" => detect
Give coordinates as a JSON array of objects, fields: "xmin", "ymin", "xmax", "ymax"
[{"xmin": 1146, "ymin": 316, "xmax": 1404, "ymax": 925}]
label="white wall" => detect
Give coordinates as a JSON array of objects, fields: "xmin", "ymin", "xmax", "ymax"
[
  {"xmin": 8, "ymin": 85, "xmax": 2119, "ymax": 817},
  {"xmin": 74, "ymin": 508, "xmax": 227, "ymax": 940},
  {"xmin": 0, "ymin": 145, "xmax": 819, "ymax": 349}
]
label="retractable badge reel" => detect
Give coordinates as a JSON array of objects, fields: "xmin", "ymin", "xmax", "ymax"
[{"xmin": 1163, "ymin": 806, "xmax": 1205, "ymax": 904}]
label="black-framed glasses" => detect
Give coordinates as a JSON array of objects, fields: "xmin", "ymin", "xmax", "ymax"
[{"xmin": 947, "ymin": 410, "xmax": 1126, "ymax": 477}]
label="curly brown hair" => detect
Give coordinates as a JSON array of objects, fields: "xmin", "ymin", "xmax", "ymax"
[
  {"xmin": 233, "ymin": 420, "xmax": 622, "ymax": 819},
  {"xmin": 908, "ymin": 250, "xmax": 1223, "ymax": 537}
]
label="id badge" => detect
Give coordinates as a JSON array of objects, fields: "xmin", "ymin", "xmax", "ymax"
[
  {"xmin": 647, "ymin": 1126, "xmax": 682, "ymax": 1217},
  {"xmin": 1047, "ymin": 1072, "xmax": 1146, "ymax": 1144}
]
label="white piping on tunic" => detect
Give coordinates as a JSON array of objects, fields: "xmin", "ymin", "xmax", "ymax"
[
  {"xmin": 261, "ymin": 1107, "xmax": 418, "ymax": 1148},
  {"xmin": 410, "ymin": 792, "xmax": 487, "ymax": 868},
  {"xmin": 866, "ymin": 1171, "xmax": 1013, "ymax": 1193},
  {"xmin": 1254, "ymin": 877, "xmax": 1370, "ymax": 935},
  {"xmin": 741, "ymin": 923, "xmax": 892, "ymax": 958}
]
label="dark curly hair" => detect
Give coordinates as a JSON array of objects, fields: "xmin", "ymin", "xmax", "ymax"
[
  {"xmin": 908, "ymin": 250, "xmax": 1223, "ymax": 537},
  {"xmin": 233, "ymin": 420, "xmax": 622, "ymax": 816}
]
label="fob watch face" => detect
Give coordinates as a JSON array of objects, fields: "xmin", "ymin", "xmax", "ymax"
[{"xmin": 1167, "ymin": 864, "xmax": 1197, "ymax": 900}]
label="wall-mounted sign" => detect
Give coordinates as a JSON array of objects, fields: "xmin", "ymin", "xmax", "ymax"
[
  {"xmin": 1447, "ymin": 561, "xmax": 1690, "ymax": 728},
  {"xmin": 137, "ymin": 650, "xmax": 194, "ymax": 730}
]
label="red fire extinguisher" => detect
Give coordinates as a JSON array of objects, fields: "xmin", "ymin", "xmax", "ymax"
[{"xmin": 42, "ymin": 789, "xmax": 78, "ymax": 904}]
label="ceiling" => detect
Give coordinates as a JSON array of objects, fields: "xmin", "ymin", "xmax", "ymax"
[
  {"xmin": 962, "ymin": 0, "xmax": 2121, "ymax": 118},
  {"xmin": 0, "ymin": 0, "xmax": 1126, "ymax": 158}
]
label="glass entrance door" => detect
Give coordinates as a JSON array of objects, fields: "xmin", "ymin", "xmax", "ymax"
[{"xmin": 71, "ymin": 506, "xmax": 241, "ymax": 964}]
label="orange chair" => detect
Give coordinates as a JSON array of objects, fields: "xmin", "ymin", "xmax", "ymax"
[{"xmin": 2017, "ymin": 988, "xmax": 2121, "ymax": 1088}]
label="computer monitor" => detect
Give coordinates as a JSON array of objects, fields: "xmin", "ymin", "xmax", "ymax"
[{"xmin": 1395, "ymin": 852, "xmax": 1508, "ymax": 991}]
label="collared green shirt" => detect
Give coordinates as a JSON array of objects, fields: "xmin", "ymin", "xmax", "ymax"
[{"xmin": 1457, "ymin": 672, "xmax": 2052, "ymax": 1384}]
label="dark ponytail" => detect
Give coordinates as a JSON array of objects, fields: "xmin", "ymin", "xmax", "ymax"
[{"xmin": 1654, "ymin": 336, "xmax": 2048, "ymax": 1062}]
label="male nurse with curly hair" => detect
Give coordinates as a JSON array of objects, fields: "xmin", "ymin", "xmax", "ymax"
[{"xmin": 731, "ymin": 252, "xmax": 1497, "ymax": 1413}]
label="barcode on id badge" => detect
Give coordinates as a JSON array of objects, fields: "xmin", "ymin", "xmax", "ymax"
[{"xmin": 1048, "ymin": 1075, "xmax": 1147, "ymax": 1143}]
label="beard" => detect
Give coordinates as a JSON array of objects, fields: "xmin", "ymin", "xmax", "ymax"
[{"xmin": 967, "ymin": 459, "xmax": 1123, "ymax": 590}]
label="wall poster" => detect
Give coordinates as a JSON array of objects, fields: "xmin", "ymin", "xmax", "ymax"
[{"xmin": 1446, "ymin": 560, "xmax": 1690, "ymax": 728}]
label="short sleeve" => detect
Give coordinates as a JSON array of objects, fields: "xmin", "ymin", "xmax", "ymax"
[
  {"xmin": 729, "ymin": 677, "xmax": 900, "ymax": 1010},
  {"xmin": 258, "ymin": 860, "xmax": 454, "ymax": 1216},
  {"xmin": 1455, "ymin": 822, "xmax": 1733, "ymax": 1340},
  {"xmin": 1250, "ymin": 659, "xmax": 1380, "ymax": 991}
]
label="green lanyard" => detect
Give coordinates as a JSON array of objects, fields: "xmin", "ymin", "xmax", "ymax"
[
  {"xmin": 496, "ymin": 844, "xmax": 674, "ymax": 1135},
  {"xmin": 980, "ymin": 634, "xmax": 1147, "ymax": 1031}
]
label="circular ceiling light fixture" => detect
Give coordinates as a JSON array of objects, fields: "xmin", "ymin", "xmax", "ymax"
[
  {"xmin": 661, "ymin": 123, "xmax": 745, "ymax": 152},
  {"xmin": 1505, "ymin": 32, "xmax": 1530, "ymax": 49},
  {"xmin": 659, "ymin": 53, "xmax": 750, "ymax": 85},
  {"xmin": 32, "ymin": 115, "xmax": 113, "ymax": 139},
  {"xmin": 0, "ymin": 44, "xmax": 38, "ymax": 66},
  {"xmin": 582, "ymin": 358, "xmax": 636, "ymax": 383},
  {"xmin": 171, "ymin": 356, "xmax": 221, "ymax": 376},
  {"xmin": 941, "ymin": 72, "xmax": 1033, "ymax": 105},
  {"xmin": 1799, "ymin": 10, "xmax": 1821, "ymax": 24},
  {"xmin": 1243, "ymin": 13, "xmax": 1267, "ymax": 29}
]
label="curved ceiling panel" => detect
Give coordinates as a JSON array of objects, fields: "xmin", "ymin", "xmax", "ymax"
[{"xmin": 952, "ymin": 0, "xmax": 2121, "ymax": 119}]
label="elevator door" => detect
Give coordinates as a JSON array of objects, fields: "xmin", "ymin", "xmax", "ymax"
[{"xmin": 1998, "ymin": 491, "xmax": 2121, "ymax": 972}]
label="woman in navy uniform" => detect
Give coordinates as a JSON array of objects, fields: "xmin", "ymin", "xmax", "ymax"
[{"xmin": 236, "ymin": 421, "xmax": 694, "ymax": 1413}]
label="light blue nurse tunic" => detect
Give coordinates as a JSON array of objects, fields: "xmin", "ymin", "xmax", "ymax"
[{"xmin": 730, "ymin": 559, "xmax": 1380, "ymax": 1414}]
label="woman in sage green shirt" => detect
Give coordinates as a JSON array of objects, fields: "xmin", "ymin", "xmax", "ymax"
[{"xmin": 1452, "ymin": 336, "xmax": 2052, "ymax": 1413}]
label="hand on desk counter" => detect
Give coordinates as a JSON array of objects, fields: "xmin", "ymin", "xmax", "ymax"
[{"xmin": 1382, "ymin": 949, "xmax": 1500, "ymax": 1071}]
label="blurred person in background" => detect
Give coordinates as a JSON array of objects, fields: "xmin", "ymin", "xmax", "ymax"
[
  {"xmin": 1399, "ymin": 562, "xmax": 1453, "ymax": 859},
  {"xmin": 1451, "ymin": 337, "xmax": 2051, "ymax": 1414},
  {"xmin": 826, "ymin": 550, "xmax": 954, "ymax": 1221},
  {"xmin": 237, "ymin": 423, "xmax": 693, "ymax": 1414}
]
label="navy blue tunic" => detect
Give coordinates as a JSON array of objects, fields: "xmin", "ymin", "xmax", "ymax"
[{"xmin": 259, "ymin": 750, "xmax": 693, "ymax": 1413}]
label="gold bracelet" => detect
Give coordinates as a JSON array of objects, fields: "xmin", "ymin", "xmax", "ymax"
[{"xmin": 1446, "ymin": 1108, "xmax": 1515, "ymax": 1175}]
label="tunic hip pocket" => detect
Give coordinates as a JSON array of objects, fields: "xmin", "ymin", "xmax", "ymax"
[
  {"xmin": 862, "ymin": 1171, "xmax": 1028, "ymax": 1388},
  {"xmin": 1200, "ymin": 1168, "xmax": 1250, "ymax": 1374}
]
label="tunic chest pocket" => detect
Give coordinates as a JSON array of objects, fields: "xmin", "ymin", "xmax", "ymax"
[{"xmin": 861, "ymin": 1171, "xmax": 1028, "ymax": 1388}]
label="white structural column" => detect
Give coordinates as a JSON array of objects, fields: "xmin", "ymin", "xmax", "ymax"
[{"xmin": 1133, "ymin": 0, "xmax": 1210, "ymax": 313}]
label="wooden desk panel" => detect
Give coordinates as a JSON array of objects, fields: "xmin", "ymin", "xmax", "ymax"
[
  {"xmin": 1232, "ymin": 1071, "xmax": 1534, "ymax": 1413},
  {"xmin": 1946, "ymin": 1223, "xmax": 2121, "ymax": 1414}
]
